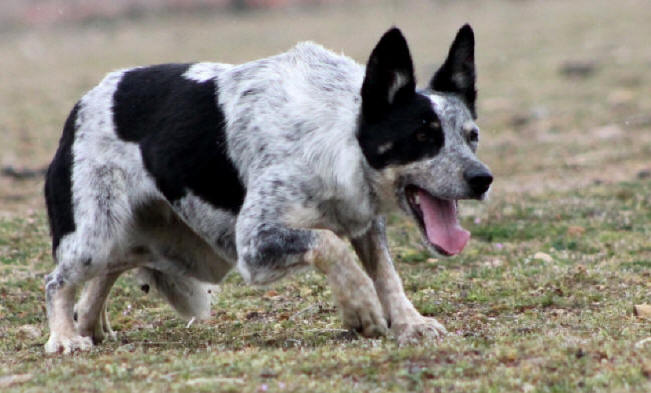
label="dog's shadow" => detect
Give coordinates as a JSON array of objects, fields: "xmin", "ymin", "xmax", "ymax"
[
  {"xmin": 105, "ymin": 302, "xmax": 365, "ymax": 353},
  {"xmin": 112, "ymin": 325, "xmax": 361, "ymax": 353}
]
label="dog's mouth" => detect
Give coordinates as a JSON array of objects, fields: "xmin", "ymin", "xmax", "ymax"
[{"xmin": 404, "ymin": 185, "xmax": 470, "ymax": 256}]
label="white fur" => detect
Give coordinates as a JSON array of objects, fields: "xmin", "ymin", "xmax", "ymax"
[
  {"xmin": 57, "ymin": 69, "xmax": 159, "ymax": 273},
  {"xmin": 183, "ymin": 62, "xmax": 232, "ymax": 83},
  {"xmin": 387, "ymin": 72, "xmax": 408, "ymax": 103}
]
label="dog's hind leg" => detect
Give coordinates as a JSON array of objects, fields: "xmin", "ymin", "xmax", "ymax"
[
  {"xmin": 44, "ymin": 160, "xmax": 140, "ymax": 353},
  {"xmin": 351, "ymin": 218, "xmax": 447, "ymax": 345},
  {"xmin": 44, "ymin": 271, "xmax": 92, "ymax": 354},
  {"xmin": 75, "ymin": 272, "xmax": 121, "ymax": 344}
]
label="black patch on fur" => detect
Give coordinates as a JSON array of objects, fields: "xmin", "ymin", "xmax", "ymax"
[
  {"xmin": 429, "ymin": 24, "xmax": 477, "ymax": 118},
  {"xmin": 250, "ymin": 224, "xmax": 314, "ymax": 268},
  {"xmin": 358, "ymin": 28, "xmax": 443, "ymax": 169},
  {"xmin": 358, "ymin": 93, "xmax": 444, "ymax": 170},
  {"xmin": 45, "ymin": 102, "xmax": 79, "ymax": 256},
  {"xmin": 112, "ymin": 64, "xmax": 245, "ymax": 212}
]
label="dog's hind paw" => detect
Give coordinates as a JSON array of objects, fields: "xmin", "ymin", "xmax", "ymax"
[
  {"xmin": 44, "ymin": 334, "xmax": 93, "ymax": 354},
  {"xmin": 392, "ymin": 316, "xmax": 448, "ymax": 346}
]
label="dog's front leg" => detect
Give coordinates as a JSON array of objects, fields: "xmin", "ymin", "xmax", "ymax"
[
  {"xmin": 307, "ymin": 229, "xmax": 388, "ymax": 337},
  {"xmin": 351, "ymin": 217, "xmax": 447, "ymax": 345},
  {"xmin": 237, "ymin": 221, "xmax": 387, "ymax": 337}
]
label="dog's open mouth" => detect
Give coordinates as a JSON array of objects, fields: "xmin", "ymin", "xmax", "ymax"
[{"xmin": 405, "ymin": 185, "xmax": 470, "ymax": 256}]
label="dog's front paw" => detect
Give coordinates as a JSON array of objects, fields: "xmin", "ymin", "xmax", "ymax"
[
  {"xmin": 44, "ymin": 333, "xmax": 93, "ymax": 354},
  {"xmin": 339, "ymin": 294, "xmax": 388, "ymax": 338},
  {"xmin": 392, "ymin": 316, "xmax": 447, "ymax": 346}
]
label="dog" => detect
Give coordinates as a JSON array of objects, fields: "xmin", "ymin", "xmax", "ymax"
[{"xmin": 43, "ymin": 24, "xmax": 492, "ymax": 353}]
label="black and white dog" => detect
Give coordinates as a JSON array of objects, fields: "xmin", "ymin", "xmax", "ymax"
[{"xmin": 43, "ymin": 25, "xmax": 492, "ymax": 353}]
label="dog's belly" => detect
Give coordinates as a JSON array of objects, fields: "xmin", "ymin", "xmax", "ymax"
[{"xmin": 132, "ymin": 200, "xmax": 235, "ymax": 284}]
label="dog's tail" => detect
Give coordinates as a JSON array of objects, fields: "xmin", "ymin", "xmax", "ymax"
[{"xmin": 135, "ymin": 268, "xmax": 218, "ymax": 320}]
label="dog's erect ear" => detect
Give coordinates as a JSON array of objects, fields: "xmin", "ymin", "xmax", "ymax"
[
  {"xmin": 361, "ymin": 27, "xmax": 416, "ymax": 122},
  {"xmin": 430, "ymin": 24, "xmax": 477, "ymax": 117}
]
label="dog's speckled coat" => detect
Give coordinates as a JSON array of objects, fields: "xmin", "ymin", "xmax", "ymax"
[{"xmin": 43, "ymin": 25, "xmax": 492, "ymax": 353}]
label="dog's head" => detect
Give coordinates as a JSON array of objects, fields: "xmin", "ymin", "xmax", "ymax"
[{"xmin": 357, "ymin": 25, "xmax": 492, "ymax": 257}]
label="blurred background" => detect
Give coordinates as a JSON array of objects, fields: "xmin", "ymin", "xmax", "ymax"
[{"xmin": 1, "ymin": 0, "xmax": 650, "ymax": 216}]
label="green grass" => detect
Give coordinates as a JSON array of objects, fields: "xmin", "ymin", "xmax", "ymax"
[
  {"xmin": 1, "ymin": 0, "xmax": 651, "ymax": 391},
  {"xmin": 1, "ymin": 181, "xmax": 649, "ymax": 392}
]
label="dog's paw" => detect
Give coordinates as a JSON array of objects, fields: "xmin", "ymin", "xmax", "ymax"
[
  {"xmin": 340, "ymin": 295, "xmax": 388, "ymax": 338},
  {"xmin": 44, "ymin": 333, "xmax": 93, "ymax": 354},
  {"xmin": 392, "ymin": 316, "xmax": 447, "ymax": 346}
]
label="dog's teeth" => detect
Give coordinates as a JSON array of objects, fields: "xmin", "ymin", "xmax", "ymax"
[{"xmin": 414, "ymin": 194, "xmax": 420, "ymax": 205}]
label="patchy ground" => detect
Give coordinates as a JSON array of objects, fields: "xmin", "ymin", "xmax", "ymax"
[{"xmin": 1, "ymin": 0, "xmax": 649, "ymax": 392}]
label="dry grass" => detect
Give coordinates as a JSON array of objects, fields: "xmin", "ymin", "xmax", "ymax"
[{"xmin": 0, "ymin": 0, "xmax": 650, "ymax": 392}]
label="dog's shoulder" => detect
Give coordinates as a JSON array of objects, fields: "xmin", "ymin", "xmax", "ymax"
[{"xmin": 218, "ymin": 43, "xmax": 366, "ymax": 176}]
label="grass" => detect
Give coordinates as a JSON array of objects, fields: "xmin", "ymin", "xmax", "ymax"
[
  {"xmin": 0, "ymin": 0, "xmax": 650, "ymax": 392},
  {"xmin": 1, "ymin": 181, "xmax": 649, "ymax": 392}
]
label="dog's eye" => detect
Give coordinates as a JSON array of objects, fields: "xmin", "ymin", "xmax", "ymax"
[
  {"xmin": 415, "ymin": 131, "xmax": 428, "ymax": 142},
  {"xmin": 421, "ymin": 119, "xmax": 441, "ymax": 130}
]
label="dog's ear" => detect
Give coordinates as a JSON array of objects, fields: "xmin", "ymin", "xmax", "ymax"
[
  {"xmin": 361, "ymin": 27, "xmax": 416, "ymax": 122},
  {"xmin": 430, "ymin": 24, "xmax": 477, "ymax": 118}
]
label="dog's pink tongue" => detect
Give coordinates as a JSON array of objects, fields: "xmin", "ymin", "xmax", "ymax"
[{"xmin": 418, "ymin": 190, "xmax": 470, "ymax": 255}]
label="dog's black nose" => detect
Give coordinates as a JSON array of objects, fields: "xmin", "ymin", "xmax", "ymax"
[{"xmin": 464, "ymin": 168, "xmax": 493, "ymax": 196}]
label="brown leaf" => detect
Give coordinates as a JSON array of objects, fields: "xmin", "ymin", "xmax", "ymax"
[
  {"xmin": 566, "ymin": 226, "xmax": 585, "ymax": 237},
  {"xmin": 642, "ymin": 362, "xmax": 651, "ymax": 379},
  {"xmin": 264, "ymin": 290, "xmax": 278, "ymax": 298},
  {"xmin": 533, "ymin": 252, "xmax": 553, "ymax": 263}
]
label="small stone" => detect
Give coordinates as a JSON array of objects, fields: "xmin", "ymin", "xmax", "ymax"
[
  {"xmin": 633, "ymin": 304, "xmax": 651, "ymax": 319},
  {"xmin": 592, "ymin": 124, "xmax": 623, "ymax": 140},
  {"xmin": 484, "ymin": 258, "xmax": 503, "ymax": 268},
  {"xmin": 607, "ymin": 89, "xmax": 634, "ymax": 107},
  {"xmin": 533, "ymin": 252, "xmax": 553, "ymax": 263},
  {"xmin": 16, "ymin": 325, "xmax": 41, "ymax": 340}
]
